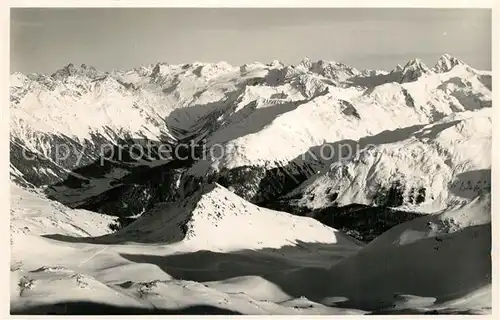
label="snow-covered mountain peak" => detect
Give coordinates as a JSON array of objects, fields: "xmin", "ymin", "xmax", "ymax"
[
  {"xmin": 103, "ymin": 183, "xmax": 359, "ymax": 251},
  {"xmin": 298, "ymin": 57, "xmax": 313, "ymax": 69},
  {"xmin": 391, "ymin": 64, "xmax": 403, "ymax": 73},
  {"xmin": 291, "ymin": 58, "xmax": 362, "ymax": 81},
  {"xmin": 51, "ymin": 63, "xmax": 78, "ymax": 78},
  {"xmin": 311, "ymin": 60, "xmax": 361, "ymax": 80},
  {"xmin": 268, "ymin": 59, "xmax": 285, "ymax": 68},
  {"xmin": 433, "ymin": 53, "xmax": 466, "ymax": 73},
  {"xmin": 399, "ymin": 58, "xmax": 432, "ymax": 83},
  {"xmin": 10, "ymin": 72, "xmax": 29, "ymax": 87},
  {"xmin": 50, "ymin": 63, "xmax": 106, "ymax": 81},
  {"xmin": 403, "ymin": 58, "xmax": 426, "ymax": 67},
  {"xmin": 150, "ymin": 62, "xmax": 171, "ymax": 77}
]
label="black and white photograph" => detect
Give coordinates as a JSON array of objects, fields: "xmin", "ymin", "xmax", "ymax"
[{"xmin": 7, "ymin": 3, "xmax": 495, "ymax": 315}]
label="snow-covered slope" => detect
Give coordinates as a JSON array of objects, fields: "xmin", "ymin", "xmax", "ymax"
[
  {"xmin": 10, "ymin": 61, "xmax": 242, "ymax": 143},
  {"xmin": 180, "ymin": 58, "xmax": 491, "ymax": 203},
  {"xmin": 254, "ymin": 193, "xmax": 491, "ymax": 313},
  {"xmin": 9, "ymin": 61, "xmax": 256, "ymax": 190},
  {"xmin": 11, "ymin": 181, "xmax": 490, "ymax": 314},
  {"xmin": 10, "ymin": 183, "xmax": 117, "ymax": 241},
  {"xmin": 11, "ymin": 182, "xmax": 364, "ymax": 315},
  {"xmin": 78, "ymin": 183, "xmax": 361, "ymax": 251},
  {"xmin": 284, "ymin": 108, "xmax": 491, "ymax": 213},
  {"xmin": 321, "ymin": 194, "xmax": 491, "ymax": 313},
  {"xmin": 189, "ymin": 61, "xmax": 491, "ymax": 174}
]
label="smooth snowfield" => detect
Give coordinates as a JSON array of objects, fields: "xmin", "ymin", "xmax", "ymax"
[{"xmin": 10, "ymin": 183, "xmax": 490, "ymax": 314}]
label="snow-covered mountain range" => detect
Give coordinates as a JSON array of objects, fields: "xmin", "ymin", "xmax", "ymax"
[
  {"xmin": 10, "ymin": 54, "xmax": 491, "ymax": 208},
  {"xmin": 282, "ymin": 108, "xmax": 491, "ymax": 212},
  {"xmin": 10, "ymin": 54, "xmax": 492, "ymax": 314}
]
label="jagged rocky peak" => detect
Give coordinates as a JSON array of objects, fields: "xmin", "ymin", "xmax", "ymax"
[
  {"xmin": 391, "ymin": 64, "xmax": 403, "ymax": 73},
  {"xmin": 50, "ymin": 63, "xmax": 104, "ymax": 81},
  {"xmin": 150, "ymin": 62, "xmax": 170, "ymax": 78},
  {"xmin": 402, "ymin": 58, "xmax": 430, "ymax": 71},
  {"xmin": 79, "ymin": 63, "xmax": 100, "ymax": 76},
  {"xmin": 132, "ymin": 64, "xmax": 154, "ymax": 77},
  {"xmin": 50, "ymin": 63, "xmax": 78, "ymax": 79},
  {"xmin": 298, "ymin": 57, "xmax": 313, "ymax": 70},
  {"xmin": 360, "ymin": 69, "xmax": 388, "ymax": 77},
  {"xmin": 399, "ymin": 58, "xmax": 432, "ymax": 83},
  {"xmin": 300, "ymin": 59, "xmax": 360, "ymax": 82},
  {"xmin": 433, "ymin": 53, "xmax": 465, "ymax": 73}
]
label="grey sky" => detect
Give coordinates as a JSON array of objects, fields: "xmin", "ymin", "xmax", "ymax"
[{"xmin": 10, "ymin": 8, "xmax": 491, "ymax": 74}]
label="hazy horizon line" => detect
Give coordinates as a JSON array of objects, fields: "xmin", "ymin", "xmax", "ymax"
[{"xmin": 10, "ymin": 52, "xmax": 491, "ymax": 76}]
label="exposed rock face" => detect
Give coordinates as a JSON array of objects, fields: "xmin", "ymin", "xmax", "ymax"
[
  {"xmin": 399, "ymin": 58, "xmax": 432, "ymax": 83},
  {"xmin": 433, "ymin": 54, "xmax": 465, "ymax": 73}
]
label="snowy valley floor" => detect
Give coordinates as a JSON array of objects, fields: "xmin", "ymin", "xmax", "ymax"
[{"xmin": 10, "ymin": 183, "xmax": 491, "ymax": 315}]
